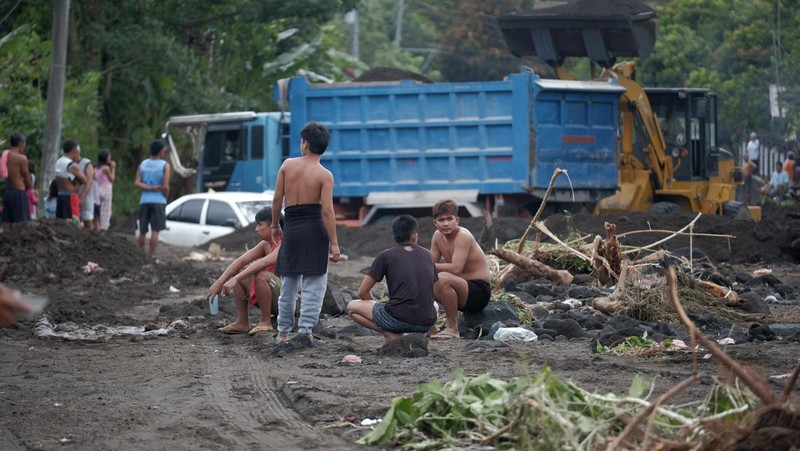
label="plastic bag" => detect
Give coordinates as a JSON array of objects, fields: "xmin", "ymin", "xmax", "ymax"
[{"xmin": 493, "ymin": 327, "xmax": 538, "ymax": 342}]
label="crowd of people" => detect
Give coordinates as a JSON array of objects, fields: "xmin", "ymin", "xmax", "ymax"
[
  {"xmin": 743, "ymin": 131, "xmax": 800, "ymax": 205},
  {"xmin": 0, "ymin": 133, "xmax": 117, "ymax": 231}
]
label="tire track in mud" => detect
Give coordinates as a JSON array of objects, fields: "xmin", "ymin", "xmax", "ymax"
[{"xmin": 202, "ymin": 350, "xmax": 349, "ymax": 450}]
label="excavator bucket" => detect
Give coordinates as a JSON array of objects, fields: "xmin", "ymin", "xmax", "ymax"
[{"xmin": 497, "ymin": 0, "xmax": 657, "ymax": 68}]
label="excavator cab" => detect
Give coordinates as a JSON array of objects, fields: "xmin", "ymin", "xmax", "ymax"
[{"xmin": 498, "ymin": 0, "xmax": 751, "ymax": 218}]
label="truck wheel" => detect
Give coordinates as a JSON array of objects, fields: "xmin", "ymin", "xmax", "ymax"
[
  {"xmin": 723, "ymin": 201, "xmax": 751, "ymax": 221},
  {"xmin": 647, "ymin": 202, "xmax": 681, "ymax": 215}
]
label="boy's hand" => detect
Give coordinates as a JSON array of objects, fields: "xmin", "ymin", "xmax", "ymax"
[
  {"xmin": 329, "ymin": 244, "xmax": 341, "ymax": 263},
  {"xmin": 271, "ymin": 226, "xmax": 282, "ymax": 245},
  {"xmin": 222, "ymin": 278, "xmax": 238, "ymax": 295},
  {"xmin": 0, "ymin": 284, "xmax": 29, "ymax": 327}
]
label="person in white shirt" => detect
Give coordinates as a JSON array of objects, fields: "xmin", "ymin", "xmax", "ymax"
[{"xmin": 746, "ymin": 132, "xmax": 760, "ymax": 170}]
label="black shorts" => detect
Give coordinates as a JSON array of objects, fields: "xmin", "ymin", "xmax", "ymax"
[
  {"xmin": 138, "ymin": 203, "xmax": 166, "ymax": 234},
  {"xmin": 56, "ymin": 194, "xmax": 77, "ymax": 219},
  {"xmin": 460, "ymin": 279, "xmax": 491, "ymax": 312},
  {"xmin": 2, "ymin": 188, "xmax": 29, "ymax": 223}
]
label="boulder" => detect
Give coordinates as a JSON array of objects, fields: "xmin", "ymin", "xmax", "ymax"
[
  {"xmin": 378, "ymin": 333, "xmax": 428, "ymax": 357},
  {"xmin": 458, "ymin": 300, "xmax": 520, "ymax": 338},
  {"xmin": 738, "ymin": 291, "xmax": 771, "ymax": 314},
  {"xmin": 322, "ymin": 284, "xmax": 350, "ymax": 316},
  {"xmin": 542, "ymin": 318, "xmax": 587, "ymax": 339}
]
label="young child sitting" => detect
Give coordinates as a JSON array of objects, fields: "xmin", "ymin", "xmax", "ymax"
[{"xmin": 208, "ymin": 207, "xmax": 283, "ymax": 335}]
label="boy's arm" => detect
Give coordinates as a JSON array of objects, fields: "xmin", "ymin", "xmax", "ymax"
[
  {"xmin": 208, "ymin": 244, "xmax": 266, "ymax": 296},
  {"xmin": 20, "ymin": 155, "xmax": 32, "ymax": 189},
  {"xmin": 357, "ymin": 275, "xmax": 378, "ymax": 300},
  {"xmin": 134, "ymin": 165, "xmax": 148, "ymax": 191},
  {"xmin": 271, "ymin": 165, "xmax": 285, "ymax": 242},
  {"xmin": 430, "ymin": 232, "xmax": 442, "ymax": 264},
  {"xmin": 434, "ymin": 232, "xmax": 470, "ymax": 274},
  {"xmin": 70, "ymin": 164, "xmax": 87, "ymax": 184},
  {"xmin": 230, "ymin": 243, "xmax": 279, "ymax": 282},
  {"xmin": 162, "ymin": 163, "xmax": 171, "ymax": 196},
  {"xmin": 80, "ymin": 164, "xmax": 94, "ymax": 202},
  {"xmin": 320, "ymin": 170, "xmax": 340, "ymax": 262}
]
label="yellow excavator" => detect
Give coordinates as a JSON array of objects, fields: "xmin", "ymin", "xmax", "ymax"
[{"xmin": 498, "ymin": 0, "xmax": 758, "ymax": 220}]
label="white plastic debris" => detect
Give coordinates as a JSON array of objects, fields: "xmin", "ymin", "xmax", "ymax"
[
  {"xmin": 716, "ymin": 337, "xmax": 735, "ymax": 345},
  {"xmin": 563, "ymin": 298, "xmax": 582, "ymax": 308},
  {"xmin": 169, "ymin": 285, "xmax": 181, "ymax": 293},
  {"xmin": 360, "ymin": 418, "xmax": 382, "ymax": 426},
  {"xmin": 493, "ymin": 327, "xmax": 538, "ymax": 343}
]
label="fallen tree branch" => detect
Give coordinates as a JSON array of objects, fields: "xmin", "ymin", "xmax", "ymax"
[
  {"xmin": 591, "ymin": 235, "xmax": 613, "ymax": 286},
  {"xmin": 533, "ymin": 221, "xmax": 592, "ymax": 262},
  {"xmin": 490, "ymin": 247, "xmax": 573, "ymax": 286},
  {"xmin": 693, "ymin": 279, "xmax": 739, "ymax": 302},
  {"xmin": 664, "ymin": 265, "xmax": 776, "ymax": 405},
  {"xmin": 780, "ymin": 359, "xmax": 800, "ymax": 404},
  {"xmin": 604, "ymin": 222, "xmax": 622, "ymax": 278},
  {"xmin": 516, "ymin": 168, "xmax": 566, "ymax": 254},
  {"xmin": 608, "ymin": 374, "xmax": 701, "ymax": 451},
  {"xmin": 617, "ymin": 229, "xmax": 735, "ymax": 240},
  {"xmin": 622, "ymin": 213, "xmax": 703, "ymax": 255}
]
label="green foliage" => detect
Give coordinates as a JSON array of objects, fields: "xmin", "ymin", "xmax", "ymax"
[{"xmin": 359, "ymin": 366, "xmax": 758, "ymax": 449}]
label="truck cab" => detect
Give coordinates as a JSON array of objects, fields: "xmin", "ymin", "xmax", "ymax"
[{"xmin": 163, "ymin": 112, "xmax": 290, "ymax": 195}]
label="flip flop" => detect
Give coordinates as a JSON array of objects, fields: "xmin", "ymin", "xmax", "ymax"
[
  {"xmin": 218, "ymin": 324, "xmax": 248, "ymax": 334},
  {"xmin": 430, "ymin": 331, "xmax": 460, "ymax": 340},
  {"xmin": 248, "ymin": 324, "xmax": 274, "ymax": 335}
]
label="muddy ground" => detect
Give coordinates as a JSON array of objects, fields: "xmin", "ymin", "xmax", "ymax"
[{"xmin": 1, "ymin": 206, "xmax": 799, "ymax": 450}]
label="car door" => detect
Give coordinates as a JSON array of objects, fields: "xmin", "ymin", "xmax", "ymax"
[
  {"xmin": 161, "ymin": 198, "xmax": 207, "ymax": 247},
  {"xmin": 201, "ymin": 200, "xmax": 241, "ymax": 245}
]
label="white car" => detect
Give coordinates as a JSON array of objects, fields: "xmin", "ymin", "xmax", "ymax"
[{"xmin": 155, "ymin": 191, "xmax": 275, "ymax": 247}]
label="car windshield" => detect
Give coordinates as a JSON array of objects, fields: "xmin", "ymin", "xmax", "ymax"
[{"xmin": 237, "ymin": 201, "xmax": 271, "ymax": 223}]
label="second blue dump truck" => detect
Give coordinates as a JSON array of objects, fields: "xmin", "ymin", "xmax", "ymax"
[{"xmin": 278, "ymin": 68, "xmax": 625, "ymax": 223}]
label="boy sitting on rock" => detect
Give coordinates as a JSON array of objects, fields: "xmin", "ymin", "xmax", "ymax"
[{"xmin": 208, "ymin": 207, "xmax": 283, "ymax": 335}]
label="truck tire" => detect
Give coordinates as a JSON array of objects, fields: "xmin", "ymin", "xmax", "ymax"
[
  {"xmin": 723, "ymin": 201, "xmax": 751, "ymax": 221},
  {"xmin": 647, "ymin": 202, "xmax": 681, "ymax": 215}
]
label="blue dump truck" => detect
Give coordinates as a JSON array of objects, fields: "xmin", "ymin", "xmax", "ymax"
[
  {"xmin": 165, "ymin": 71, "xmax": 625, "ymax": 223},
  {"xmin": 279, "ymin": 69, "xmax": 625, "ymax": 223}
]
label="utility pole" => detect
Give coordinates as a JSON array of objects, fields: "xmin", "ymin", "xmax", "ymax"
[
  {"xmin": 345, "ymin": 9, "xmax": 359, "ymax": 59},
  {"xmin": 394, "ymin": 0, "xmax": 405, "ymax": 48},
  {"xmin": 41, "ymin": 0, "xmax": 70, "ymax": 196}
]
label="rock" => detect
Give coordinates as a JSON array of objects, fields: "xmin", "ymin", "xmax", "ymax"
[
  {"xmin": 458, "ymin": 301, "xmax": 519, "ymax": 337},
  {"xmin": 567, "ymin": 286, "xmax": 596, "ymax": 299},
  {"xmin": 464, "ymin": 341, "xmax": 509, "ymax": 351},
  {"xmin": 745, "ymin": 274, "xmax": 783, "ymax": 288},
  {"xmin": 531, "ymin": 305, "xmax": 550, "ymax": 319},
  {"xmin": 322, "ymin": 285, "xmax": 349, "ymax": 316},
  {"xmin": 773, "ymin": 284, "xmax": 794, "ymax": 298},
  {"xmin": 535, "ymin": 295, "xmax": 555, "ymax": 303},
  {"xmin": 542, "ymin": 318, "xmax": 587, "ymax": 339},
  {"xmin": 688, "ymin": 313, "xmax": 732, "ymax": 333},
  {"xmin": 734, "ymin": 273, "xmax": 753, "ymax": 284},
  {"xmin": 533, "ymin": 328, "xmax": 559, "ymax": 337},
  {"xmin": 575, "ymin": 314, "xmax": 605, "ymax": 331},
  {"xmin": 651, "ymin": 322, "xmax": 679, "ymax": 337},
  {"xmin": 552, "ymin": 302, "xmax": 572, "ymax": 312},
  {"xmin": 336, "ymin": 324, "xmax": 378, "ymax": 337},
  {"xmin": 571, "ymin": 274, "xmax": 595, "ymax": 286},
  {"xmin": 752, "ymin": 219, "xmax": 780, "ymax": 242},
  {"xmin": 377, "ymin": 333, "xmax": 428, "ymax": 357},
  {"xmin": 158, "ymin": 304, "xmax": 173, "ymax": 313},
  {"xmin": 606, "ymin": 315, "xmax": 640, "ymax": 331},
  {"xmin": 768, "ymin": 323, "xmax": 800, "ymax": 336},
  {"xmin": 312, "ymin": 323, "xmax": 337, "ymax": 339},
  {"xmin": 517, "ymin": 281, "xmax": 555, "ymax": 298},
  {"xmin": 748, "ymin": 324, "xmax": 776, "ymax": 342},
  {"xmin": 738, "ymin": 292, "xmax": 771, "ymax": 314}
]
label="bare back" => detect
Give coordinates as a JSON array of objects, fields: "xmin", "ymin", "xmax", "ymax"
[
  {"xmin": 431, "ymin": 227, "xmax": 491, "ymax": 282},
  {"xmin": 5, "ymin": 151, "xmax": 31, "ymax": 190},
  {"xmin": 276, "ymin": 156, "xmax": 333, "ymax": 206}
]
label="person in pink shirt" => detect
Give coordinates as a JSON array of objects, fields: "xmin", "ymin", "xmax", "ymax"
[{"xmin": 94, "ymin": 149, "xmax": 116, "ymax": 230}]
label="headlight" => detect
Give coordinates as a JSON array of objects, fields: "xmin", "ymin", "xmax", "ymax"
[
  {"xmin": 676, "ymin": 133, "xmax": 686, "ymax": 146},
  {"xmin": 672, "ymin": 147, "xmax": 681, "ymax": 158}
]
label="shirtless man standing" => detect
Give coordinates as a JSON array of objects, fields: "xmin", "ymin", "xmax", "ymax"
[
  {"xmin": 1, "ymin": 133, "xmax": 33, "ymax": 231},
  {"xmin": 430, "ymin": 199, "xmax": 492, "ymax": 339},
  {"xmin": 271, "ymin": 122, "xmax": 341, "ymax": 343},
  {"xmin": 54, "ymin": 139, "xmax": 87, "ymax": 223}
]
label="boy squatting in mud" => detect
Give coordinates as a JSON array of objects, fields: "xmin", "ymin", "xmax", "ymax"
[
  {"xmin": 346, "ymin": 215, "xmax": 438, "ymax": 343},
  {"xmin": 208, "ymin": 207, "xmax": 284, "ymax": 335},
  {"xmin": 429, "ymin": 199, "xmax": 492, "ymax": 339}
]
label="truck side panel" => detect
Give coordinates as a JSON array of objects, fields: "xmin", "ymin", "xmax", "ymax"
[{"xmin": 287, "ymin": 74, "xmax": 532, "ymax": 197}]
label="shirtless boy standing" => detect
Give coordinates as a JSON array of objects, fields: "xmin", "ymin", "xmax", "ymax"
[
  {"xmin": 1, "ymin": 133, "xmax": 33, "ymax": 230},
  {"xmin": 54, "ymin": 139, "xmax": 88, "ymax": 222},
  {"xmin": 271, "ymin": 122, "xmax": 340, "ymax": 343},
  {"xmin": 430, "ymin": 199, "xmax": 492, "ymax": 339}
]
